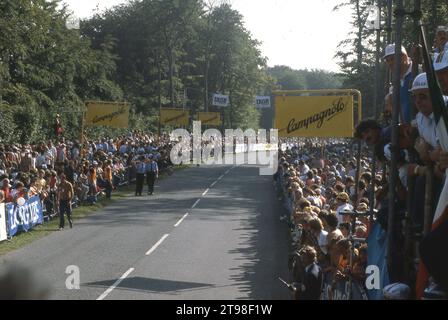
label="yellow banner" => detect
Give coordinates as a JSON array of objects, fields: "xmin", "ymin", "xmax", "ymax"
[
  {"xmin": 198, "ymin": 112, "xmax": 222, "ymax": 126},
  {"xmin": 274, "ymin": 95, "xmax": 354, "ymax": 138},
  {"xmin": 85, "ymin": 101, "xmax": 130, "ymax": 128},
  {"xmin": 160, "ymin": 108, "xmax": 189, "ymax": 126}
]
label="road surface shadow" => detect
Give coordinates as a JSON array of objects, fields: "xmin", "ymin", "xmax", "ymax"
[
  {"xmin": 224, "ymin": 166, "xmax": 292, "ymax": 300},
  {"xmin": 85, "ymin": 276, "xmax": 213, "ymax": 294}
]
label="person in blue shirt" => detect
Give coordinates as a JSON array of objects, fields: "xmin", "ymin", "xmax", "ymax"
[
  {"xmin": 134, "ymin": 156, "xmax": 146, "ymax": 196},
  {"xmin": 145, "ymin": 155, "xmax": 159, "ymax": 195}
]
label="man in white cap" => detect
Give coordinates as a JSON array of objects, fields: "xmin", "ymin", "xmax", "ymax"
[
  {"xmin": 434, "ymin": 50, "xmax": 448, "ymax": 95},
  {"xmin": 408, "ymin": 73, "xmax": 448, "ymax": 231},
  {"xmin": 410, "ymin": 73, "xmax": 440, "ymax": 150},
  {"xmin": 383, "ymin": 43, "xmax": 413, "ymax": 124},
  {"xmin": 434, "ymin": 26, "xmax": 448, "ymax": 54},
  {"xmin": 434, "ymin": 51, "xmax": 448, "ymax": 180}
]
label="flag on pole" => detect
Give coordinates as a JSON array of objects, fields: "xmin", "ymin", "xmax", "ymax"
[{"xmin": 415, "ymin": 22, "xmax": 448, "ymax": 299}]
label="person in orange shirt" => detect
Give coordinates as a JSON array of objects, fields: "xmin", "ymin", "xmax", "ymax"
[
  {"xmin": 88, "ymin": 166, "xmax": 97, "ymax": 196},
  {"xmin": 104, "ymin": 160, "xmax": 113, "ymax": 199},
  {"xmin": 1, "ymin": 178, "xmax": 12, "ymax": 203}
]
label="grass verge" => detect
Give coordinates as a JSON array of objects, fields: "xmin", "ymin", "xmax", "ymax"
[{"xmin": 0, "ymin": 164, "xmax": 190, "ymax": 256}]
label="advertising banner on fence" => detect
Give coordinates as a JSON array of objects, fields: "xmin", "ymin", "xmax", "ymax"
[
  {"xmin": 321, "ymin": 273, "xmax": 369, "ymax": 300},
  {"xmin": 212, "ymin": 94, "xmax": 230, "ymax": 107},
  {"xmin": 274, "ymin": 95, "xmax": 354, "ymax": 138},
  {"xmin": 198, "ymin": 112, "xmax": 222, "ymax": 126},
  {"xmin": 160, "ymin": 108, "xmax": 189, "ymax": 127},
  {"xmin": 0, "ymin": 203, "xmax": 7, "ymax": 242},
  {"xmin": 85, "ymin": 101, "xmax": 130, "ymax": 128},
  {"xmin": 7, "ymin": 196, "xmax": 44, "ymax": 237},
  {"xmin": 256, "ymin": 96, "xmax": 271, "ymax": 108}
]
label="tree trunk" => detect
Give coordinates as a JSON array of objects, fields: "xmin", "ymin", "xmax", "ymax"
[
  {"xmin": 204, "ymin": 59, "xmax": 209, "ymax": 112},
  {"xmin": 167, "ymin": 46, "xmax": 175, "ymax": 107},
  {"xmin": 355, "ymin": 0, "xmax": 363, "ymax": 73}
]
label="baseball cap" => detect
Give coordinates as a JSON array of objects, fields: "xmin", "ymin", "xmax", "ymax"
[
  {"xmin": 383, "ymin": 43, "xmax": 407, "ymax": 59},
  {"xmin": 436, "ymin": 25, "xmax": 448, "ymax": 33},
  {"xmin": 434, "ymin": 50, "xmax": 448, "ymax": 71},
  {"xmin": 409, "ymin": 73, "xmax": 428, "ymax": 92}
]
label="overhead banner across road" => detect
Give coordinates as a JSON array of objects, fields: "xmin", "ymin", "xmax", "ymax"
[
  {"xmin": 197, "ymin": 112, "xmax": 222, "ymax": 126},
  {"xmin": 274, "ymin": 94, "xmax": 355, "ymax": 138},
  {"xmin": 85, "ymin": 101, "xmax": 130, "ymax": 128},
  {"xmin": 160, "ymin": 108, "xmax": 189, "ymax": 127}
]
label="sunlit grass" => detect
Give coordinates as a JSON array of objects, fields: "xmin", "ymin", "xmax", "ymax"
[{"xmin": 0, "ymin": 165, "xmax": 190, "ymax": 256}]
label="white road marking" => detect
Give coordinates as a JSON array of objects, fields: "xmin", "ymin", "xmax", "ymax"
[
  {"xmin": 210, "ymin": 181, "xmax": 217, "ymax": 188},
  {"xmin": 174, "ymin": 213, "xmax": 189, "ymax": 227},
  {"xmin": 145, "ymin": 234, "xmax": 169, "ymax": 256},
  {"xmin": 191, "ymin": 198, "xmax": 201, "ymax": 208},
  {"xmin": 97, "ymin": 268, "xmax": 135, "ymax": 300},
  {"xmin": 217, "ymin": 175, "xmax": 225, "ymax": 181},
  {"xmin": 202, "ymin": 188, "xmax": 209, "ymax": 196}
]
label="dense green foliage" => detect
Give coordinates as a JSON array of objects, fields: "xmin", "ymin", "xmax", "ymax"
[
  {"xmin": 334, "ymin": 0, "xmax": 448, "ymax": 119},
  {"xmin": 0, "ymin": 0, "xmax": 345, "ymax": 143},
  {"xmin": 267, "ymin": 66, "xmax": 343, "ymax": 90}
]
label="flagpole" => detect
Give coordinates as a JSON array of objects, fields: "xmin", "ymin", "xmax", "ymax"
[
  {"xmin": 387, "ymin": 0, "xmax": 405, "ymax": 281},
  {"xmin": 370, "ymin": 0, "xmax": 381, "ymax": 220},
  {"xmin": 419, "ymin": 23, "xmax": 448, "ymax": 130}
]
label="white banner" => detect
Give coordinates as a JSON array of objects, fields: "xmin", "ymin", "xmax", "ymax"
[
  {"xmin": 0, "ymin": 203, "xmax": 7, "ymax": 242},
  {"xmin": 256, "ymin": 96, "xmax": 271, "ymax": 109},
  {"xmin": 212, "ymin": 94, "xmax": 230, "ymax": 107},
  {"xmin": 365, "ymin": 5, "xmax": 380, "ymax": 30}
]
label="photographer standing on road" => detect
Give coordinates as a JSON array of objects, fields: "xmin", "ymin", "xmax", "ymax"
[{"xmin": 295, "ymin": 246, "xmax": 323, "ymax": 300}]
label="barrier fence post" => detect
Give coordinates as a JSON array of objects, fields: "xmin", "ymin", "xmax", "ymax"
[
  {"xmin": 387, "ymin": 0, "xmax": 405, "ymax": 281},
  {"xmin": 423, "ymin": 165, "xmax": 434, "ymax": 236}
]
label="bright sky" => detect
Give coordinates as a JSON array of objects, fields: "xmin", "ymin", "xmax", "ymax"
[{"xmin": 63, "ymin": 0, "xmax": 352, "ymax": 72}]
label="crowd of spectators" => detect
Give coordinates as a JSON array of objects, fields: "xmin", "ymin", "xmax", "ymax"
[
  {"xmin": 275, "ymin": 26, "xmax": 448, "ymax": 300},
  {"xmin": 276, "ymin": 140, "xmax": 374, "ymax": 300},
  {"xmin": 0, "ymin": 131, "xmax": 174, "ymax": 222}
]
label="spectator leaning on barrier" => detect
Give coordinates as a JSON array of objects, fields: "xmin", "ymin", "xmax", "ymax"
[{"xmin": 295, "ymin": 245, "xmax": 323, "ymax": 300}]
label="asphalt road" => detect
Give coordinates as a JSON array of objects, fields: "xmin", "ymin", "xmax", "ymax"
[{"xmin": 0, "ymin": 156, "xmax": 291, "ymax": 300}]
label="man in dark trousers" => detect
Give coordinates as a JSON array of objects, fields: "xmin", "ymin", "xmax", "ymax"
[
  {"xmin": 295, "ymin": 245, "xmax": 323, "ymax": 300},
  {"xmin": 135, "ymin": 155, "xmax": 146, "ymax": 196},
  {"xmin": 145, "ymin": 155, "xmax": 158, "ymax": 195},
  {"xmin": 57, "ymin": 173, "xmax": 74, "ymax": 230}
]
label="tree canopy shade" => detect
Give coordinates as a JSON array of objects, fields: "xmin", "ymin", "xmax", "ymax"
[
  {"xmin": 0, "ymin": 0, "xmax": 350, "ymax": 143},
  {"xmin": 0, "ymin": 0, "xmax": 123, "ymax": 143},
  {"xmin": 267, "ymin": 66, "xmax": 343, "ymax": 91},
  {"xmin": 333, "ymin": 0, "xmax": 448, "ymax": 119}
]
